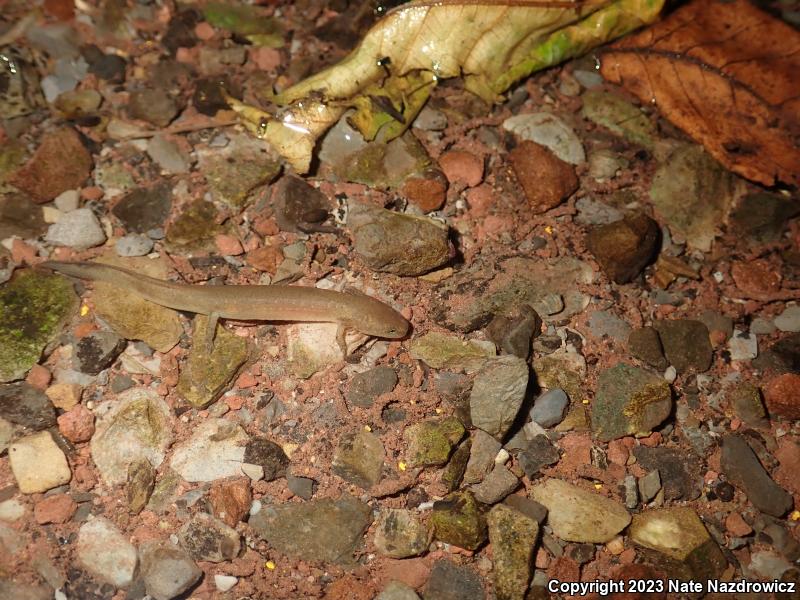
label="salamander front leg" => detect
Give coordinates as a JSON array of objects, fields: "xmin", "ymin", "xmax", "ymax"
[
  {"xmin": 203, "ymin": 311, "xmax": 220, "ymax": 354},
  {"xmin": 336, "ymin": 323, "xmax": 350, "ymax": 358}
]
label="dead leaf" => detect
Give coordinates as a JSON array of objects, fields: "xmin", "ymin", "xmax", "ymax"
[
  {"xmin": 600, "ymin": 0, "xmax": 800, "ymax": 187},
  {"xmin": 230, "ymin": 0, "xmax": 665, "ymax": 172}
]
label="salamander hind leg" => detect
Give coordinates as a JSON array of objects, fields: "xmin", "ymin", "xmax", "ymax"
[
  {"xmin": 335, "ymin": 323, "xmax": 350, "ymax": 358},
  {"xmin": 202, "ymin": 312, "xmax": 220, "ymax": 354}
]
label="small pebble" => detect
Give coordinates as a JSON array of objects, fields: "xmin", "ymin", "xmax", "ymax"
[
  {"xmin": 45, "ymin": 208, "xmax": 106, "ymax": 249},
  {"xmin": 214, "ymin": 574, "xmax": 238, "ymax": 592},
  {"xmin": 115, "ymin": 233, "xmax": 154, "ymax": 257}
]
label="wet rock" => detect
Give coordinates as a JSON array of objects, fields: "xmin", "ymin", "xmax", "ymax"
[
  {"xmin": 178, "ymin": 512, "xmax": 241, "ymax": 563},
  {"xmin": 348, "ymin": 202, "xmax": 450, "ymax": 276},
  {"xmin": 424, "ymin": 560, "xmax": 485, "ymax": 600},
  {"xmin": 139, "ymin": 541, "xmax": 202, "ymax": 600},
  {"xmin": 764, "ymin": 373, "xmax": 800, "ymax": 420},
  {"xmin": 346, "ymin": 367, "xmax": 398, "ymax": 408},
  {"xmin": 33, "ymin": 493, "xmax": 77, "ymax": 524},
  {"xmin": 628, "ymin": 326, "xmax": 668, "ymax": 370},
  {"xmin": 433, "ymin": 255, "xmax": 593, "ymax": 332},
  {"xmin": 45, "ymin": 207, "xmax": 106, "ymax": 249},
  {"xmin": 531, "ymin": 388, "xmax": 569, "ymax": 428},
  {"xmin": 438, "ymin": 150, "xmax": 484, "ymax": 187},
  {"xmin": 430, "ymin": 490, "xmax": 487, "ymax": 551},
  {"xmin": 470, "ymin": 465, "xmax": 519, "ymax": 504},
  {"xmin": 775, "ymin": 305, "xmax": 800, "ymax": 333},
  {"xmin": 485, "ymin": 305, "xmax": 541, "ymax": 359},
  {"xmin": 337, "ymin": 131, "xmax": 437, "ymax": 192},
  {"xmin": 581, "ymin": 89, "xmax": 655, "ymax": 148},
  {"xmin": 592, "ymin": 364, "xmax": 672, "ymax": 441},
  {"xmin": 176, "ymin": 316, "xmax": 249, "ymax": 408},
  {"xmin": 629, "ymin": 507, "xmax": 726, "ymax": 580},
  {"xmin": 404, "ymin": 416, "xmax": 465, "ymax": 467},
  {"xmin": 0, "ymin": 269, "xmax": 77, "ymax": 382},
  {"xmin": 586, "ymin": 213, "xmax": 659, "ymax": 284},
  {"xmin": 376, "ymin": 581, "xmax": 421, "ymax": 600},
  {"xmin": 373, "ymin": 508, "xmax": 432, "ymax": 558},
  {"xmin": 487, "ymin": 503, "xmax": 539, "ymax": 600},
  {"xmin": 633, "ymin": 446, "xmax": 703, "ymax": 501},
  {"xmin": 73, "ymin": 331, "xmax": 125, "ymax": 375},
  {"xmin": 127, "ymin": 458, "xmax": 156, "ymax": 515},
  {"xmin": 115, "ymin": 233, "xmax": 154, "ymax": 257},
  {"xmin": 534, "ymin": 348, "xmax": 587, "ymax": 405},
  {"xmin": 91, "ymin": 388, "xmax": 173, "ymax": 486},
  {"xmin": 530, "ymin": 479, "xmax": 631, "ymax": 543},
  {"xmin": 270, "ymin": 175, "xmax": 332, "ymax": 233},
  {"xmin": 332, "ymin": 430, "xmax": 384, "ymax": 488},
  {"xmin": 9, "ymin": 128, "xmax": 92, "ymax": 202},
  {"xmin": 730, "ymin": 192, "xmax": 800, "ymax": 244},
  {"xmin": 76, "ymin": 516, "xmax": 138, "ymax": 588},
  {"xmin": 463, "ymin": 430, "xmax": 502, "ymax": 485},
  {"xmin": 88, "ymin": 257, "xmax": 182, "ymax": 353},
  {"xmin": 0, "ymin": 382, "xmax": 56, "ymax": 430},
  {"xmin": 508, "ymin": 141, "xmax": 578, "ymax": 214},
  {"xmin": 0, "ymin": 193, "xmax": 47, "ymax": 240},
  {"xmin": 249, "ymin": 495, "xmax": 372, "ymax": 564},
  {"xmin": 165, "ymin": 199, "xmax": 224, "ymax": 254},
  {"xmin": 9, "ymin": 431, "xmax": 71, "ymax": 493},
  {"xmin": 502, "ymin": 112, "xmax": 585, "ymax": 164},
  {"xmin": 653, "ymin": 319, "xmax": 713, "ymax": 373},
  {"xmin": 720, "ymin": 434, "xmax": 793, "ymax": 517},
  {"xmin": 197, "ymin": 134, "xmax": 280, "ymax": 209},
  {"xmin": 469, "ymin": 356, "xmax": 528, "ymax": 440},
  {"xmin": 408, "ymin": 332, "xmax": 494, "ymax": 372},
  {"xmin": 727, "ymin": 383, "xmax": 768, "ymax": 427},
  {"xmin": 517, "ymin": 435, "xmax": 560, "ymax": 477},
  {"xmin": 170, "ymin": 419, "xmax": 248, "ymax": 483},
  {"xmin": 112, "ymin": 183, "xmax": 172, "ymax": 234},
  {"xmin": 649, "ymin": 143, "xmax": 735, "ymax": 251},
  {"xmin": 128, "ymin": 88, "xmax": 179, "ymax": 128}
]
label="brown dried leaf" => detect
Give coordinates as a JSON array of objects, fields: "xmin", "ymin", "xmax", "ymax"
[{"xmin": 599, "ymin": 0, "xmax": 800, "ymax": 187}]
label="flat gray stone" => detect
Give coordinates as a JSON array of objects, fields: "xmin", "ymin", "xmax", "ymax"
[{"xmin": 470, "ymin": 356, "xmax": 529, "ymax": 440}]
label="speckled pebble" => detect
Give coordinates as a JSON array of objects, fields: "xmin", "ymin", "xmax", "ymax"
[
  {"xmin": 115, "ymin": 233, "xmax": 154, "ymax": 257},
  {"xmin": 45, "ymin": 208, "xmax": 106, "ymax": 249}
]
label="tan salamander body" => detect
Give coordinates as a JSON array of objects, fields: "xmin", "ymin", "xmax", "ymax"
[{"xmin": 41, "ymin": 261, "xmax": 409, "ymax": 344}]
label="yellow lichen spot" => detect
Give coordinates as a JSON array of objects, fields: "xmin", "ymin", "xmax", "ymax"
[
  {"xmin": 594, "ymin": 483, "xmax": 603, "ymax": 490},
  {"xmin": 435, "ymin": 407, "xmax": 442, "ymax": 414},
  {"xmin": 544, "ymin": 225, "xmax": 553, "ymax": 235},
  {"xmin": 364, "ymin": 424, "xmax": 372, "ymax": 432},
  {"xmin": 791, "ymin": 511, "xmax": 800, "ymax": 522},
  {"xmin": 80, "ymin": 304, "xmax": 90, "ymax": 316},
  {"xmin": 582, "ymin": 399, "xmax": 590, "ymax": 405},
  {"xmin": 398, "ymin": 461, "xmax": 407, "ymax": 471},
  {"xmin": 266, "ymin": 560, "xmax": 276, "ymax": 570}
]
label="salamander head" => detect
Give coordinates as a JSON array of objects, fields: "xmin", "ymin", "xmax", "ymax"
[{"xmin": 351, "ymin": 302, "xmax": 410, "ymax": 339}]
